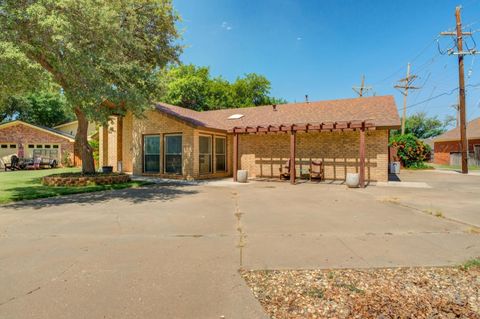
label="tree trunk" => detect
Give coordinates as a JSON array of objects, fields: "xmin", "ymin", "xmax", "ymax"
[{"xmin": 74, "ymin": 107, "xmax": 95, "ymax": 174}]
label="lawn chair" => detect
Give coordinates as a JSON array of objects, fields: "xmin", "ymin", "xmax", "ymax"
[
  {"xmin": 279, "ymin": 159, "xmax": 291, "ymax": 180},
  {"xmin": 4, "ymin": 155, "xmax": 20, "ymax": 171},
  {"xmin": 309, "ymin": 160, "xmax": 324, "ymax": 181}
]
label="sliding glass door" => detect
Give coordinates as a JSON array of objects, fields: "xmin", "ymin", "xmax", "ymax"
[{"xmin": 144, "ymin": 135, "xmax": 160, "ymax": 173}]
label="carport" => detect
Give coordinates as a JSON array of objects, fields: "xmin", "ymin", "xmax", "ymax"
[{"xmin": 229, "ymin": 120, "xmax": 375, "ymax": 187}]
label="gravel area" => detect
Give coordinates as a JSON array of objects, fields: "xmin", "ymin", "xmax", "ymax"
[{"xmin": 241, "ymin": 266, "xmax": 480, "ymax": 319}]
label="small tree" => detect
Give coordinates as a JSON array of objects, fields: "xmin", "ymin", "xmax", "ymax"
[
  {"xmin": 389, "ymin": 134, "xmax": 431, "ymax": 167},
  {"xmin": 0, "ymin": 0, "xmax": 181, "ymax": 173}
]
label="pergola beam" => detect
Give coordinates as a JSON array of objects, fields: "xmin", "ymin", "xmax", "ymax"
[{"xmin": 228, "ymin": 120, "xmax": 375, "ymax": 134}]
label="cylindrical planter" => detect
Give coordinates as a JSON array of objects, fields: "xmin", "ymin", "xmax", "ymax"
[
  {"xmin": 102, "ymin": 166, "xmax": 113, "ymax": 173},
  {"xmin": 237, "ymin": 170, "xmax": 248, "ymax": 183},
  {"xmin": 346, "ymin": 173, "xmax": 359, "ymax": 188}
]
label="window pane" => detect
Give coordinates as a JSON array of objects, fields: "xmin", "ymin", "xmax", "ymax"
[
  {"xmin": 166, "ymin": 135, "xmax": 182, "ymax": 154},
  {"xmin": 144, "ymin": 136, "xmax": 160, "ymax": 155},
  {"xmin": 216, "ymin": 155, "xmax": 226, "ymax": 171},
  {"xmin": 45, "ymin": 145, "xmax": 51, "ymax": 149},
  {"xmin": 199, "ymin": 136, "xmax": 212, "ymax": 174},
  {"xmin": 53, "ymin": 145, "xmax": 59, "ymax": 148},
  {"xmin": 165, "ymin": 155, "xmax": 182, "ymax": 174},
  {"xmin": 199, "ymin": 136, "xmax": 211, "ymax": 154},
  {"xmin": 199, "ymin": 155, "xmax": 212, "ymax": 174},
  {"xmin": 215, "ymin": 138, "xmax": 225, "ymax": 154},
  {"xmin": 144, "ymin": 136, "xmax": 160, "ymax": 172},
  {"xmin": 144, "ymin": 155, "xmax": 160, "ymax": 173}
]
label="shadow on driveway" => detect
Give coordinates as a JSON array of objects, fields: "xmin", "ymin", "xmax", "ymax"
[{"xmin": 2, "ymin": 184, "xmax": 199, "ymax": 210}]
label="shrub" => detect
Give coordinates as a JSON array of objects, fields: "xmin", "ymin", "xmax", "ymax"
[{"xmin": 389, "ymin": 134, "xmax": 431, "ymax": 168}]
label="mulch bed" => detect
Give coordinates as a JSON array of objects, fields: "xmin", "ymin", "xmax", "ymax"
[{"xmin": 241, "ymin": 266, "xmax": 480, "ymax": 319}]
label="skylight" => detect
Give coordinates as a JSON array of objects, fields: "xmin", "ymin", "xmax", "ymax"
[{"xmin": 228, "ymin": 114, "xmax": 244, "ymax": 120}]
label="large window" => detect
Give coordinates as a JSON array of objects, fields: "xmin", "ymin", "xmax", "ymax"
[
  {"xmin": 144, "ymin": 135, "xmax": 160, "ymax": 173},
  {"xmin": 165, "ymin": 134, "xmax": 182, "ymax": 174},
  {"xmin": 215, "ymin": 137, "xmax": 226, "ymax": 172},
  {"xmin": 199, "ymin": 135, "xmax": 212, "ymax": 174}
]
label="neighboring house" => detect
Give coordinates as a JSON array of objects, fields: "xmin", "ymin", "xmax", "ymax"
[
  {"xmin": 54, "ymin": 120, "xmax": 98, "ymax": 140},
  {"xmin": 0, "ymin": 120, "xmax": 75, "ymax": 169},
  {"xmin": 433, "ymin": 117, "xmax": 480, "ymax": 165},
  {"xmin": 99, "ymin": 95, "xmax": 400, "ymax": 183}
]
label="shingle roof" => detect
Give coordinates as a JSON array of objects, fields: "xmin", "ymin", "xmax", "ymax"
[
  {"xmin": 154, "ymin": 95, "xmax": 400, "ymax": 131},
  {"xmin": 433, "ymin": 117, "xmax": 480, "ymax": 142},
  {"xmin": 0, "ymin": 120, "xmax": 76, "ymax": 141}
]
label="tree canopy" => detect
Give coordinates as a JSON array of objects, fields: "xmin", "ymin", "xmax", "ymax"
[
  {"xmin": 0, "ymin": 90, "xmax": 74, "ymax": 127},
  {"xmin": 0, "ymin": 0, "xmax": 182, "ymax": 172},
  {"xmin": 161, "ymin": 64, "xmax": 286, "ymax": 111},
  {"xmin": 392, "ymin": 112, "xmax": 450, "ymax": 139}
]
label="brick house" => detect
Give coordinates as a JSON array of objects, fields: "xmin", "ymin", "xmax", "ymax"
[
  {"xmin": 433, "ymin": 117, "xmax": 480, "ymax": 165},
  {"xmin": 99, "ymin": 96, "xmax": 400, "ymax": 184},
  {"xmin": 0, "ymin": 120, "xmax": 75, "ymax": 169}
]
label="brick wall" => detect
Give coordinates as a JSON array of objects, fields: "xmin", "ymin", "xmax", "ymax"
[
  {"xmin": 434, "ymin": 139, "xmax": 480, "ymax": 165},
  {"xmin": 128, "ymin": 110, "xmax": 196, "ymax": 178},
  {"xmin": 238, "ymin": 130, "xmax": 389, "ymax": 182},
  {"xmin": 0, "ymin": 123, "xmax": 74, "ymax": 167}
]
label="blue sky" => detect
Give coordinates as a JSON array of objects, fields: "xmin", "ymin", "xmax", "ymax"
[{"xmin": 173, "ymin": 0, "xmax": 480, "ymax": 124}]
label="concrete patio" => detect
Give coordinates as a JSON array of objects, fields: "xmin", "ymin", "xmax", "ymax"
[{"xmin": 0, "ymin": 170, "xmax": 478, "ymax": 318}]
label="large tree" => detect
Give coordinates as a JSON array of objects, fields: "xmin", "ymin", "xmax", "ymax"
[
  {"xmin": 162, "ymin": 64, "xmax": 286, "ymax": 111},
  {"xmin": 392, "ymin": 112, "xmax": 449, "ymax": 139},
  {"xmin": 0, "ymin": 0, "xmax": 181, "ymax": 173}
]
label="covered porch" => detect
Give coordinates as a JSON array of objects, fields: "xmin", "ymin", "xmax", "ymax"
[{"xmin": 229, "ymin": 120, "xmax": 377, "ymax": 187}]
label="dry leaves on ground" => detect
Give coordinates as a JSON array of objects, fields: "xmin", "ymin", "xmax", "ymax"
[{"xmin": 241, "ymin": 266, "xmax": 480, "ymax": 319}]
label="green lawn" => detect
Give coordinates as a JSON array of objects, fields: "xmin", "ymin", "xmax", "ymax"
[
  {"xmin": 0, "ymin": 168, "xmax": 147, "ymax": 204},
  {"xmin": 431, "ymin": 163, "xmax": 480, "ymax": 171}
]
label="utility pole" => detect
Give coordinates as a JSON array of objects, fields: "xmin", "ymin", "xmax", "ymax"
[
  {"xmin": 352, "ymin": 75, "xmax": 372, "ymax": 97},
  {"xmin": 440, "ymin": 6, "xmax": 479, "ymax": 174},
  {"xmin": 450, "ymin": 103, "xmax": 460, "ymax": 127},
  {"xmin": 394, "ymin": 63, "xmax": 419, "ymax": 134}
]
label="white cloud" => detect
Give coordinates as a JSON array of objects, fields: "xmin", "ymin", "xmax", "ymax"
[
  {"xmin": 221, "ymin": 21, "xmax": 232, "ymax": 31},
  {"xmin": 297, "ymin": 37, "xmax": 302, "ymax": 41}
]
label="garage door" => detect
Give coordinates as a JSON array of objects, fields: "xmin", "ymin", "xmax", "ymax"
[{"xmin": 0, "ymin": 143, "xmax": 18, "ymax": 169}]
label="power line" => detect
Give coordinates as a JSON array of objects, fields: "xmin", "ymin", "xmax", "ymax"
[{"xmin": 402, "ymin": 82, "xmax": 480, "ymax": 110}]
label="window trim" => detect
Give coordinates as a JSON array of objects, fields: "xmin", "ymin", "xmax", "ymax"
[
  {"xmin": 214, "ymin": 136, "xmax": 227, "ymax": 172},
  {"xmin": 163, "ymin": 133, "xmax": 183, "ymax": 175},
  {"xmin": 143, "ymin": 134, "xmax": 161, "ymax": 174},
  {"xmin": 199, "ymin": 134, "xmax": 213, "ymax": 175}
]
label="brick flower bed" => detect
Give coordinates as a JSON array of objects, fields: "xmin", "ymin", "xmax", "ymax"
[{"xmin": 42, "ymin": 172, "xmax": 131, "ymax": 187}]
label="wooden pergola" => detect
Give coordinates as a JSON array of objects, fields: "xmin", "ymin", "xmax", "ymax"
[{"xmin": 228, "ymin": 120, "xmax": 376, "ymax": 187}]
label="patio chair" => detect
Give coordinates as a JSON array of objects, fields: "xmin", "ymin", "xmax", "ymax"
[
  {"xmin": 309, "ymin": 160, "xmax": 324, "ymax": 181},
  {"xmin": 279, "ymin": 159, "xmax": 291, "ymax": 180},
  {"xmin": 4, "ymin": 155, "xmax": 19, "ymax": 171}
]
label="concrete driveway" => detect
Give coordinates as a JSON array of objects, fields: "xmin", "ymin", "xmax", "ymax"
[{"xmin": 0, "ymin": 171, "xmax": 479, "ymax": 318}]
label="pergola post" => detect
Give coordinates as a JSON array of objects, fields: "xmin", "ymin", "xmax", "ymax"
[
  {"xmin": 290, "ymin": 131, "xmax": 296, "ymax": 184},
  {"xmin": 233, "ymin": 133, "xmax": 238, "ymax": 182},
  {"xmin": 359, "ymin": 127, "xmax": 366, "ymax": 188}
]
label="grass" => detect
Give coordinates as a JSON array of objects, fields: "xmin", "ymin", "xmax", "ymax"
[
  {"xmin": 461, "ymin": 257, "xmax": 480, "ymax": 270},
  {"xmin": 0, "ymin": 168, "xmax": 148, "ymax": 204},
  {"xmin": 431, "ymin": 164, "xmax": 480, "ymax": 171}
]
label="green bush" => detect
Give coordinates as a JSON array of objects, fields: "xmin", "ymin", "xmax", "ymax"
[{"xmin": 389, "ymin": 134, "xmax": 431, "ymax": 168}]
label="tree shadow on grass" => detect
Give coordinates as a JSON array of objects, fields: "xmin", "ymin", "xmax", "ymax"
[{"xmin": 2, "ymin": 183, "xmax": 199, "ymax": 210}]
